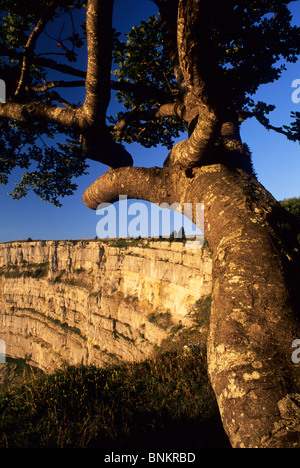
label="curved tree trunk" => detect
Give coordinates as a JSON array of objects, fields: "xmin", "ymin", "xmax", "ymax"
[
  {"xmin": 199, "ymin": 166, "xmax": 300, "ymax": 448},
  {"xmin": 83, "ymin": 163, "xmax": 300, "ymax": 448}
]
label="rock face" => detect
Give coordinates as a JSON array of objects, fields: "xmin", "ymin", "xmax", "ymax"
[{"xmin": 0, "ymin": 239, "xmax": 212, "ymax": 372}]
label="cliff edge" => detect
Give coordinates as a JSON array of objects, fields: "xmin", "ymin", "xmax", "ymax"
[{"xmin": 0, "ymin": 239, "xmax": 212, "ymax": 372}]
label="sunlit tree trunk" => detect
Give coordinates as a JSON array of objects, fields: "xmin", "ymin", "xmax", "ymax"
[{"xmin": 83, "ymin": 162, "xmax": 300, "ymax": 448}]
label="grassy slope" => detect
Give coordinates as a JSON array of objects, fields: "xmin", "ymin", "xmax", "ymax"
[
  {"xmin": 0, "ymin": 240, "xmax": 229, "ymax": 448},
  {"xmin": 0, "ymin": 349, "xmax": 230, "ymax": 448}
]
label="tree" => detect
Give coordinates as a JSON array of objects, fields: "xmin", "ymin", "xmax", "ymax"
[
  {"xmin": 1, "ymin": 0, "xmax": 300, "ymax": 448},
  {"xmin": 281, "ymin": 197, "xmax": 300, "ymax": 224},
  {"xmin": 281, "ymin": 197, "xmax": 300, "ymax": 242}
]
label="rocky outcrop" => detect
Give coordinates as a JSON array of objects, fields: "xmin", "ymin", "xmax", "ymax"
[{"xmin": 0, "ymin": 239, "xmax": 212, "ymax": 372}]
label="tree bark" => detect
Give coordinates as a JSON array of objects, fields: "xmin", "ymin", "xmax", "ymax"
[
  {"xmin": 83, "ymin": 0, "xmax": 114, "ymax": 126},
  {"xmin": 201, "ymin": 166, "xmax": 300, "ymax": 448},
  {"xmin": 83, "ymin": 163, "xmax": 300, "ymax": 448}
]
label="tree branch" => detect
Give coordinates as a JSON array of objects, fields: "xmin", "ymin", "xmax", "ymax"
[
  {"xmin": 239, "ymin": 109, "xmax": 294, "ymax": 139},
  {"xmin": 0, "ymin": 101, "xmax": 78, "ymax": 128},
  {"xmin": 29, "ymin": 80, "xmax": 85, "ymax": 94},
  {"xmin": 83, "ymin": 0, "xmax": 114, "ymax": 126},
  {"xmin": 47, "ymin": 91, "xmax": 77, "ymax": 109},
  {"xmin": 15, "ymin": 0, "xmax": 59, "ymax": 97},
  {"xmin": 155, "ymin": 0, "xmax": 223, "ymax": 168},
  {"xmin": 0, "ymin": 46, "xmax": 173, "ymax": 102},
  {"xmin": 33, "ymin": 55, "xmax": 87, "ymax": 78},
  {"xmin": 164, "ymin": 103, "xmax": 221, "ymax": 168},
  {"xmin": 156, "ymin": 0, "xmax": 185, "ymax": 91},
  {"xmin": 82, "ymin": 166, "xmax": 183, "ymax": 210},
  {"xmin": 177, "ymin": 0, "xmax": 225, "ymax": 110},
  {"xmin": 110, "ymin": 102, "xmax": 185, "ymax": 138}
]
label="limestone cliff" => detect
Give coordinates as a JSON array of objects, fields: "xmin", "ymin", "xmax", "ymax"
[{"xmin": 0, "ymin": 239, "xmax": 212, "ymax": 372}]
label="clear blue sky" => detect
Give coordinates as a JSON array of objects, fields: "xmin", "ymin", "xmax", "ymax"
[{"xmin": 0, "ymin": 0, "xmax": 299, "ymax": 243}]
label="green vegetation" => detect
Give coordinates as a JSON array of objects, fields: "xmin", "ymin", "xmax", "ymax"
[
  {"xmin": 50, "ymin": 268, "xmax": 93, "ymax": 291},
  {"xmin": 280, "ymin": 197, "xmax": 300, "ymax": 225},
  {"xmin": 280, "ymin": 197, "xmax": 300, "ymax": 242},
  {"xmin": 100, "ymin": 237, "xmax": 176, "ymax": 248},
  {"xmin": 0, "ymin": 261, "xmax": 49, "ymax": 279},
  {"xmin": 193, "ymin": 296, "xmax": 212, "ymax": 328},
  {"xmin": 0, "ymin": 349, "xmax": 229, "ymax": 448},
  {"xmin": 147, "ymin": 311, "xmax": 173, "ymax": 330}
]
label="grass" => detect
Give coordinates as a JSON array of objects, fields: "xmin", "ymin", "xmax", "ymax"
[{"xmin": 0, "ymin": 349, "xmax": 230, "ymax": 448}]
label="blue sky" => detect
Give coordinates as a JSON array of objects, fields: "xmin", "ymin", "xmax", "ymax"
[{"xmin": 0, "ymin": 0, "xmax": 299, "ymax": 243}]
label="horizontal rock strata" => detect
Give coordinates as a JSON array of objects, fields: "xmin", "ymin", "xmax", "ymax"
[{"xmin": 0, "ymin": 239, "xmax": 212, "ymax": 372}]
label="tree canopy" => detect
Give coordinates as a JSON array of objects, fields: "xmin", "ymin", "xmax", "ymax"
[
  {"xmin": 0, "ymin": 0, "xmax": 299, "ymax": 205},
  {"xmin": 280, "ymin": 196, "xmax": 300, "ymax": 225}
]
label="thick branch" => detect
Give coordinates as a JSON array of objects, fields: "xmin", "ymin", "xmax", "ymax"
[
  {"xmin": 177, "ymin": 0, "xmax": 225, "ymax": 109},
  {"xmin": 156, "ymin": 0, "xmax": 185, "ymax": 90},
  {"xmin": 82, "ymin": 166, "xmax": 187, "ymax": 210},
  {"xmin": 164, "ymin": 103, "xmax": 221, "ymax": 168},
  {"xmin": 83, "ymin": 0, "xmax": 114, "ymax": 126},
  {"xmin": 80, "ymin": 130, "xmax": 133, "ymax": 167},
  {"xmin": 220, "ymin": 119, "xmax": 243, "ymax": 153},
  {"xmin": 83, "ymin": 164, "xmax": 300, "ymax": 448},
  {"xmin": 156, "ymin": 0, "xmax": 224, "ymax": 168},
  {"xmin": 83, "ymin": 167, "xmax": 166, "ymax": 209},
  {"xmin": 0, "ymin": 101, "xmax": 78, "ymax": 128}
]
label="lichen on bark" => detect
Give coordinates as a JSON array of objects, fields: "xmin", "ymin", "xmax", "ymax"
[{"xmin": 83, "ymin": 163, "xmax": 300, "ymax": 448}]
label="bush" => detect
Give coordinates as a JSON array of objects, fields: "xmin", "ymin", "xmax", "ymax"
[
  {"xmin": 280, "ymin": 197, "xmax": 300, "ymax": 223},
  {"xmin": 280, "ymin": 197, "xmax": 300, "ymax": 243}
]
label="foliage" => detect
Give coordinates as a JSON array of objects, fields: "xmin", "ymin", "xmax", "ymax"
[
  {"xmin": 280, "ymin": 196, "xmax": 300, "ymax": 243},
  {"xmin": 111, "ymin": 2, "xmax": 300, "ymax": 141},
  {"xmin": 0, "ymin": 0, "xmax": 87, "ymax": 206},
  {"xmin": 0, "ymin": 350, "xmax": 229, "ymax": 448},
  {"xmin": 109, "ymin": 15, "xmax": 187, "ymax": 149},
  {"xmin": 209, "ymin": 1, "xmax": 300, "ymax": 105},
  {"xmin": 0, "ymin": 121, "xmax": 88, "ymax": 206},
  {"xmin": 0, "ymin": 0, "xmax": 299, "ymax": 203},
  {"xmin": 280, "ymin": 196, "xmax": 300, "ymax": 223}
]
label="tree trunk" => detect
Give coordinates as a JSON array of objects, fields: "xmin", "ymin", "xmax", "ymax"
[
  {"xmin": 83, "ymin": 163, "xmax": 300, "ymax": 448},
  {"xmin": 200, "ymin": 166, "xmax": 300, "ymax": 448}
]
